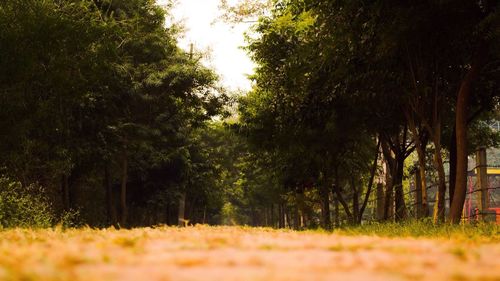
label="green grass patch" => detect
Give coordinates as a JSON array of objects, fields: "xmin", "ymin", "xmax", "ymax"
[{"xmin": 332, "ymin": 220, "xmax": 500, "ymax": 242}]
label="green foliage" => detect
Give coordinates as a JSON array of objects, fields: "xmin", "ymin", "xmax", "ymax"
[
  {"xmin": 0, "ymin": 0, "xmax": 226, "ymax": 227},
  {"xmin": 58, "ymin": 209, "xmax": 82, "ymax": 229},
  {"xmin": 0, "ymin": 177, "xmax": 54, "ymax": 228},
  {"xmin": 237, "ymin": 0, "xmax": 500, "ymax": 227}
]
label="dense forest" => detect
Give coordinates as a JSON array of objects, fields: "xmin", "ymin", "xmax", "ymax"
[{"xmin": 0, "ymin": 0, "xmax": 499, "ymax": 229}]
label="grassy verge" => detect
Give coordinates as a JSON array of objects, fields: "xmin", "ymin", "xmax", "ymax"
[{"xmin": 332, "ymin": 220, "xmax": 500, "ymax": 242}]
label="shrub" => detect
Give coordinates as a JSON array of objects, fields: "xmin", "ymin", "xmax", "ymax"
[
  {"xmin": 58, "ymin": 208, "xmax": 82, "ymax": 228},
  {"xmin": 0, "ymin": 177, "xmax": 54, "ymax": 228}
]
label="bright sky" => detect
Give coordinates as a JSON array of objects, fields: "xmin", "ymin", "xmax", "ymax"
[{"xmin": 160, "ymin": 0, "xmax": 255, "ymax": 91}]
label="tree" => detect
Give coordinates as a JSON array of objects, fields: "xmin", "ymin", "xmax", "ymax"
[
  {"xmin": 239, "ymin": 0, "xmax": 500, "ymax": 225},
  {"xmin": 0, "ymin": 0, "xmax": 225, "ymax": 227}
]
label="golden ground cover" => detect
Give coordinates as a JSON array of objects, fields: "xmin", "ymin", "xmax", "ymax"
[{"xmin": 0, "ymin": 226, "xmax": 498, "ymax": 281}]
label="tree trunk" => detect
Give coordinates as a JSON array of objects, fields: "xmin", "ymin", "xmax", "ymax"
[
  {"xmin": 381, "ymin": 141, "xmax": 395, "ymax": 221},
  {"xmin": 178, "ymin": 192, "xmax": 186, "ymax": 226},
  {"xmin": 449, "ymin": 49, "xmax": 485, "ymax": 224},
  {"xmin": 104, "ymin": 164, "xmax": 117, "ymax": 226},
  {"xmin": 405, "ymin": 111, "xmax": 429, "ymax": 218},
  {"xmin": 414, "ymin": 168, "xmax": 423, "ymax": 219},
  {"xmin": 251, "ymin": 204, "xmax": 257, "ymax": 226},
  {"xmin": 278, "ymin": 203, "xmax": 284, "ymax": 228},
  {"xmin": 165, "ymin": 202, "xmax": 171, "ymax": 225},
  {"xmin": 334, "ymin": 193, "xmax": 340, "ymax": 227},
  {"xmin": 333, "ymin": 183, "xmax": 353, "ymax": 224},
  {"xmin": 376, "ymin": 183, "xmax": 385, "ymax": 221},
  {"xmin": 202, "ymin": 205, "xmax": 207, "ymax": 224},
  {"xmin": 294, "ymin": 192, "xmax": 301, "ymax": 230},
  {"xmin": 388, "ymin": 187, "xmax": 394, "ymax": 220},
  {"xmin": 383, "ymin": 161, "xmax": 394, "ymax": 221},
  {"xmin": 394, "ymin": 155, "xmax": 407, "ymax": 221},
  {"xmin": 120, "ymin": 151, "xmax": 128, "ymax": 227},
  {"xmin": 188, "ymin": 199, "xmax": 196, "ymax": 225},
  {"xmin": 264, "ymin": 207, "xmax": 268, "ymax": 226},
  {"xmin": 270, "ymin": 204, "xmax": 275, "ymax": 227},
  {"xmin": 320, "ymin": 183, "xmax": 331, "ymax": 229},
  {"xmin": 296, "ymin": 191, "xmax": 305, "ymax": 229},
  {"xmin": 351, "ymin": 178, "xmax": 360, "ymax": 225},
  {"xmin": 285, "ymin": 207, "xmax": 291, "ymax": 228},
  {"xmin": 415, "ymin": 144, "xmax": 429, "ymax": 218}
]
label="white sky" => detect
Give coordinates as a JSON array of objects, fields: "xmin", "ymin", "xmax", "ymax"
[{"xmin": 160, "ymin": 0, "xmax": 255, "ymax": 91}]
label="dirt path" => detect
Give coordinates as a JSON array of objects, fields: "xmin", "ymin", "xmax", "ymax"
[{"xmin": 0, "ymin": 226, "xmax": 499, "ymax": 281}]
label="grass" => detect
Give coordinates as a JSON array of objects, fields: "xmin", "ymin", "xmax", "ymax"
[{"xmin": 332, "ymin": 220, "xmax": 500, "ymax": 242}]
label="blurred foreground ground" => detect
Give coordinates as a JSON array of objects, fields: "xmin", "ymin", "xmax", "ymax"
[{"xmin": 0, "ymin": 226, "xmax": 499, "ymax": 281}]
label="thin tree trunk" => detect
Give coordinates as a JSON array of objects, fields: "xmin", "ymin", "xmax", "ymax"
[
  {"xmin": 334, "ymin": 193, "xmax": 340, "ymax": 227},
  {"xmin": 388, "ymin": 187, "xmax": 394, "ymax": 220},
  {"xmin": 264, "ymin": 207, "xmax": 268, "ymax": 227},
  {"xmin": 448, "ymin": 111, "xmax": 485, "ymax": 212},
  {"xmin": 280, "ymin": 206, "xmax": 284, "ymax": 227},
  {"xmin": 202, "ymin": 205, "xmax": 207, "ymax": 224},
  {"xmin": 120, "ymin": 151, "xmax": 128, "ymax": 227},
  {"xmin": 381, "ymin": 141, "xmax": 395, "ymax": 220},
  {"xmin": 333, "ymin": 183, "xmax": 353, "ymax": 224},
  {"xmin": 405, "ymin": 111, "xmax": 429, "ymax": 218},
  {"xmin": 414, "ymin": 167, "xmax": 423, "ymax": 218},
  {"xmin": 270, "ymin": 204, "xmax": 275, "ymax": 227},
  {"xmin": 293, "ymin": 197, "xmax": 300, "ymax": 230},
  {"xmin": 251, "ymin": 205, "xmax": 257, "ymax": 226},
  {"xmin": 296, "ymin": 190, "xmax": 305, "ymax": 229},
  {"xmin": 429, "ymin": 75, "xmax": 447, "ymax": 224},
  {"xmin": 320, "ymin": 182, "xmax": 331, "ymax": 229},
  {"xmin": 394, "ymin": 155, "xmax": 407, "ymax": 221},
  {"xmin": 104, "ymin": 164, "xmax": 117, "ymax": 226},
  {"xmin": 376, "ymin": 183, "xmax": 385, "ymax": 221},
  {"xmin": 416, "ymin": 144, "xmax": 429, "ymax": 217},
  {"xmin": 285, "ymin": 207, "xmax": 291, "ymax": 228},
  {"xmin": 187, "ymin": 198, "xmax": 195, "ymax": 225},
  {"xmin": 351, "ymin": 178, "xmax": 360, "ymax": 225},
  {"xmin": 178, "ymin": 192, "xmax": 186, "ymax": 226}
]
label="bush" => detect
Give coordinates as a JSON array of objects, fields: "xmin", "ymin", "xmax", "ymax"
[
  {"xmin": 58, "ymin": 208, "xmax": 82, "ymax": 228},
  {"xmin": 0, "ymin": 177, "xmax": 54, "ymax": 228}
]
